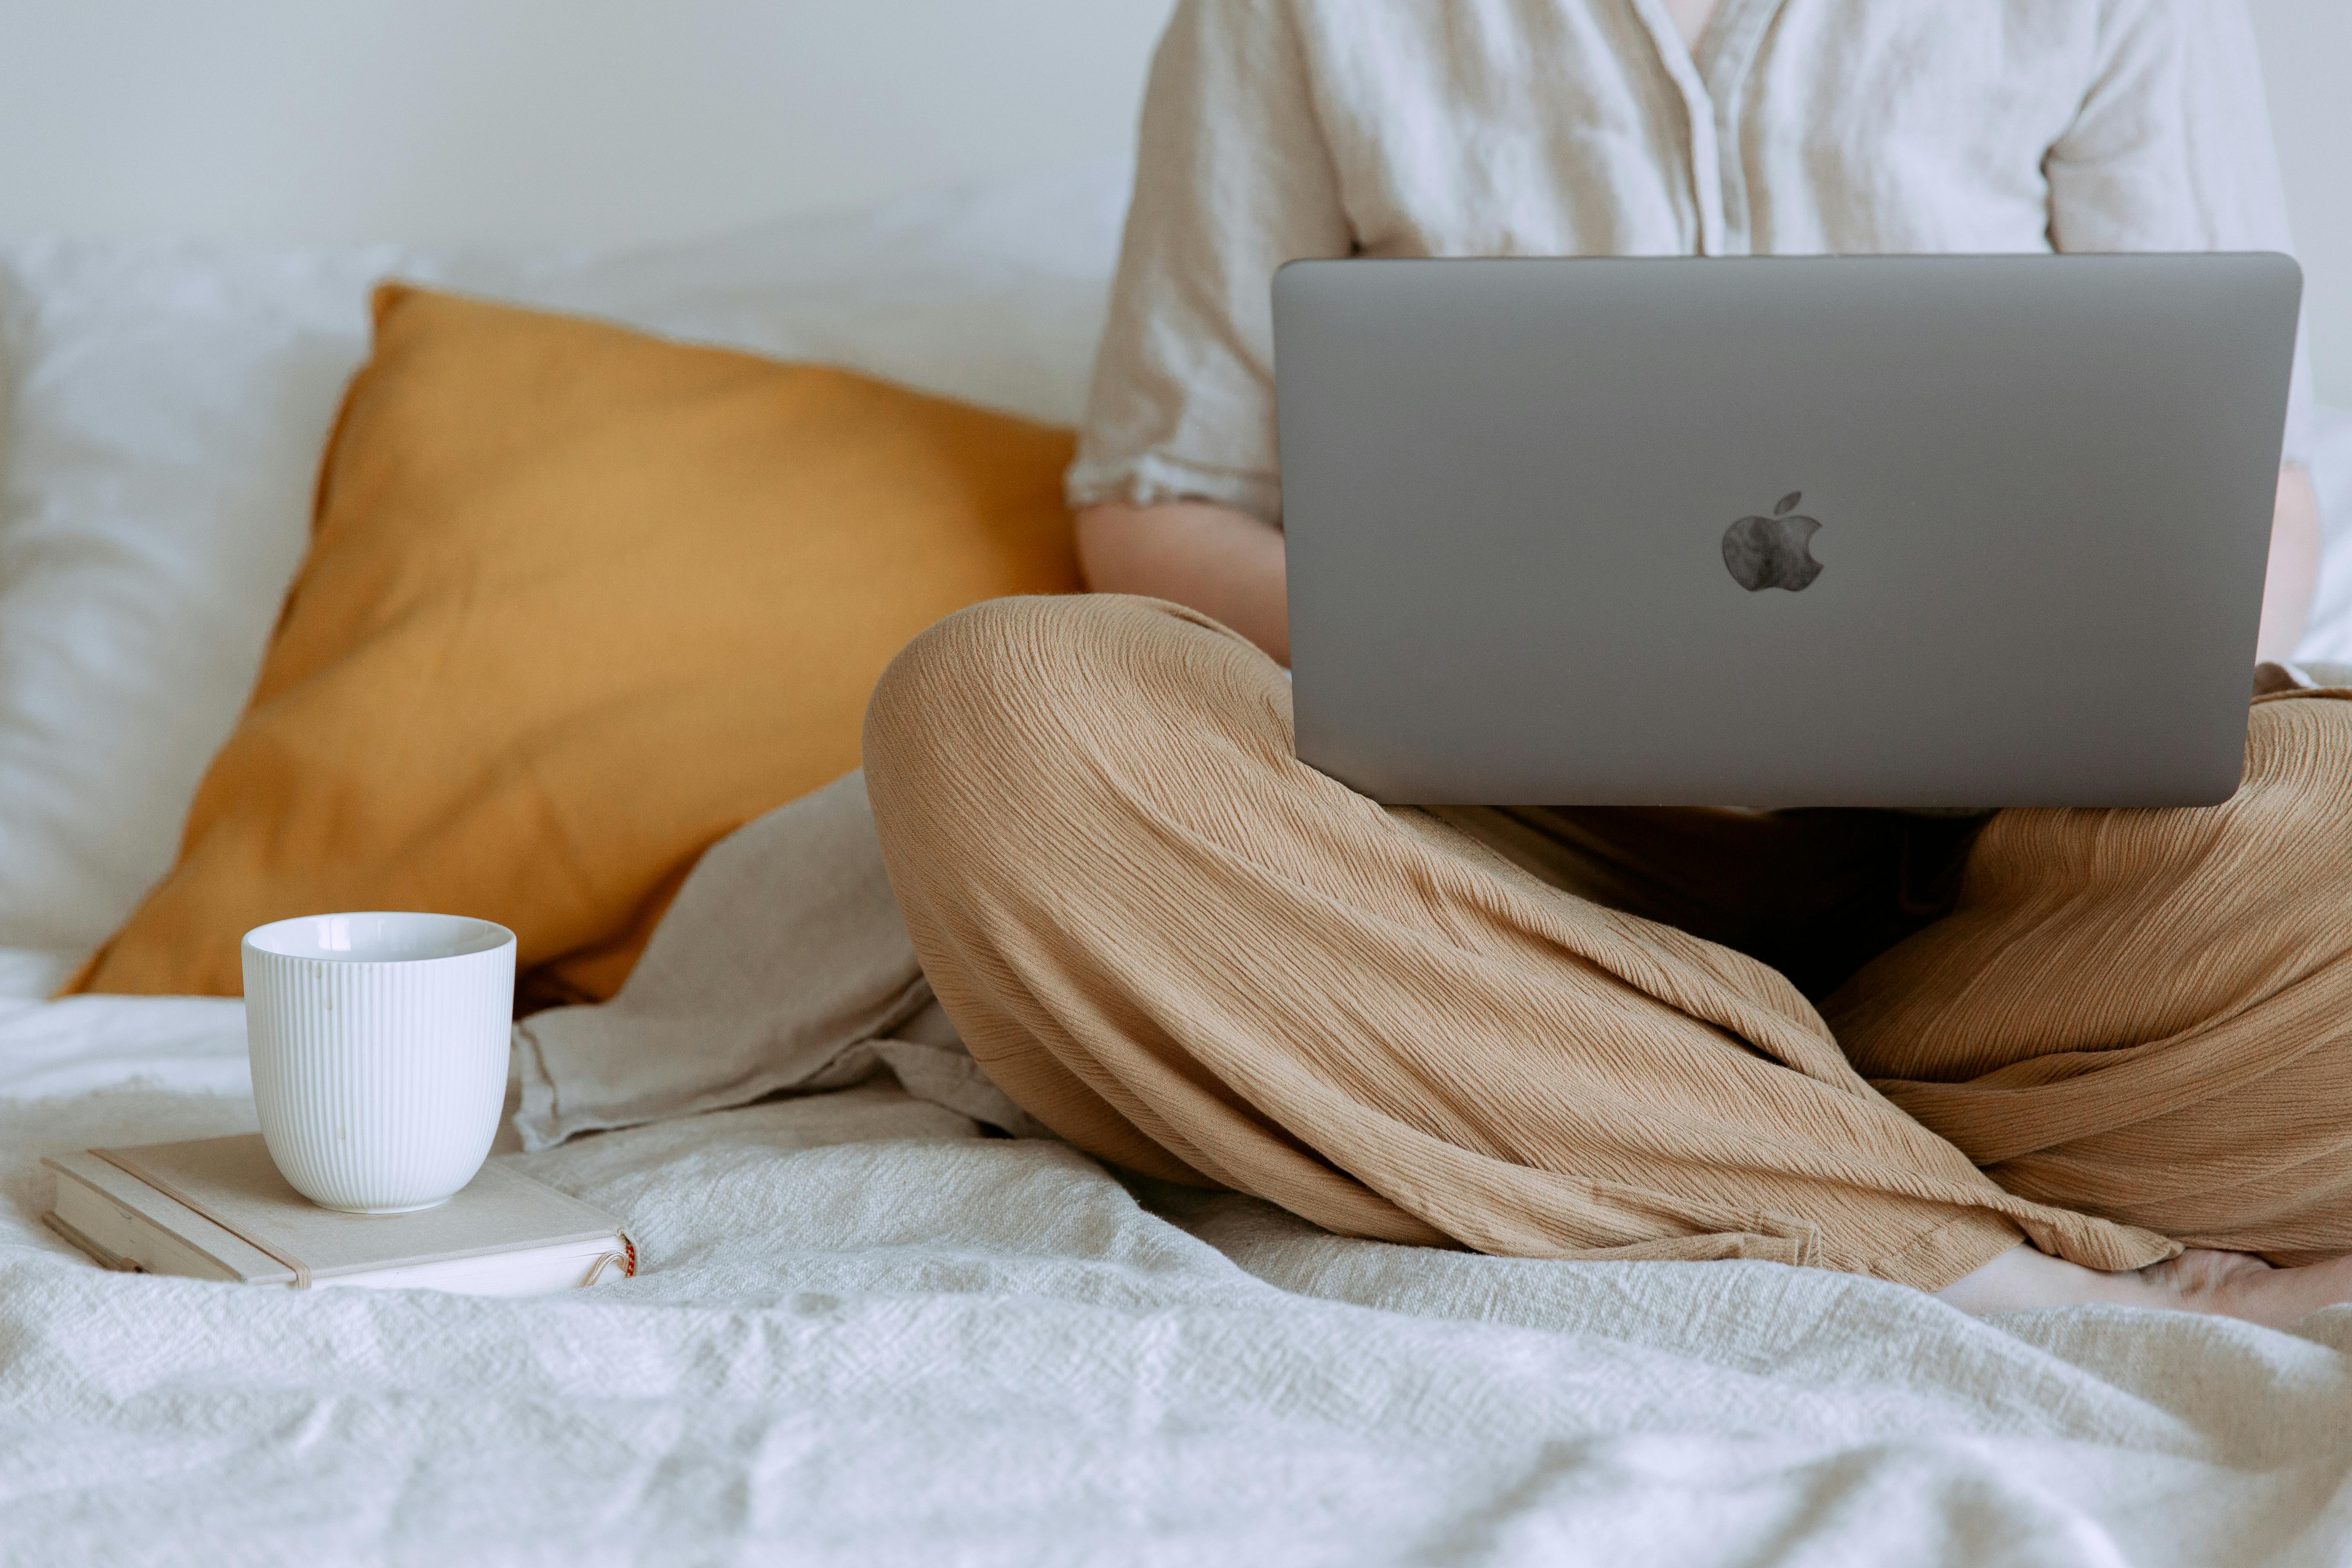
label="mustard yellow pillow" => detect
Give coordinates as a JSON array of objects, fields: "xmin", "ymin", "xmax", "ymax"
[{"xmin": 70, "ymin": 283, "xmax": 1079, "ymax": 1002}]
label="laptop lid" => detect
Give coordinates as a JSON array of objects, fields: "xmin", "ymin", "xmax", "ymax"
[{"xmin": 1273, "ymin": 254, "xmax": 2302, "ymax": 807}]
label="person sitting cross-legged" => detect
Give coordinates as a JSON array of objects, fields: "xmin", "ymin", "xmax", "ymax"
[{"xmin": 866, "ymin": 0, "xmax": 2352, "ymax": 1324}]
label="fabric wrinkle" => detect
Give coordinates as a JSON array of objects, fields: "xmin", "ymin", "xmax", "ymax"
[{"xmin": 854, "ymin": 596, "xmax": 2352, "ymax": 1290}]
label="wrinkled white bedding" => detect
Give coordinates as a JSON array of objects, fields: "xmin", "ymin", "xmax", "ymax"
[
  {"xmin": 0, "ymin": 995, "xmax": 245, "ymax": 1103},
  {"xmin": 2, "ymin": 997, "xmax": 2349, "ymax": 1566},
  {"xmin": 3, "ymin": 167, "xmax": 2350, "ymax": 1563}
]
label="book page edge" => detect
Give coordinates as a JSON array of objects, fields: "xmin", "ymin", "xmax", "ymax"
[{"xmin": 42, "ymin": 1148, "xmax": 634, "ymax": 1281}]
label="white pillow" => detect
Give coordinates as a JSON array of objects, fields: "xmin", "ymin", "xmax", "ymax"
[
  {"xmin": 0, "ymin": 243, "xmax": 398, "ymax": 960},
  {"xmin": 0, "ymin": 165, "xmax": 1127, "ymax": 973},
  {"xmin": 0, "ymin": 171, "xmax": 2342, "ymax": 975}
]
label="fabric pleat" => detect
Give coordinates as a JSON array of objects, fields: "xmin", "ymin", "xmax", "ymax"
[{"xmin": 864, "ymin": 594, "xmax": 2351, "ymax": 1290}]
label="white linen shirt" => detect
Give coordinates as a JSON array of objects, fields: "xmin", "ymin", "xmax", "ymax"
[{"xmin": 1070, "ymin": 0, "xmax": 2315, "ymax": 523}]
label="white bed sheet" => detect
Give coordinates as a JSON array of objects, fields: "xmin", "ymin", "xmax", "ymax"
[
  {"xmin": 2, "ymin": 173, "xmax": 2350, "ymax": 1563},
  {"xmin": 0, "ymin": 992, "xmax": 246, "ymax": 1103},
  {"xmin": 1, "ymin": 995, "xmax": 2348, "ymax": 1566}
]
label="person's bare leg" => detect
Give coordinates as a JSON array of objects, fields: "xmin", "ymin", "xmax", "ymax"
[{"xmin": 1938, "ymin": 1243, "xmax": 2352, "ymax": 1327}]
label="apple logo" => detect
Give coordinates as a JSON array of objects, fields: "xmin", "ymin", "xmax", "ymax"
[{"xmin": 1721, "ymin": 491, "xmax": 1824, "ymax": 592}]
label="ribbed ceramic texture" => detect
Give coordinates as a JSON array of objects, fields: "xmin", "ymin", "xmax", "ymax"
[{"xmin": 244, "ymin": 931, "xmax": 515, "ymax": 1213}]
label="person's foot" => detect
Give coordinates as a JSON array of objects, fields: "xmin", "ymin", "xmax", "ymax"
[
  {"xmin": 1935, "ymin": 1242, "xmax": 2352, "ymax": 1327},
  {"xmin": 2135, "ymin": 1248, "xmax": 2352, "ymax": 1329}
]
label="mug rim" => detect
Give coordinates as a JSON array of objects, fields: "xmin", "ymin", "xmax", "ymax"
[{"xmin": 242, "ymin": 911, "xmax": 517, "ymax": 966}]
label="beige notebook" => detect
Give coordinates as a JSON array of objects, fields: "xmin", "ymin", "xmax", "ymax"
[{"xmin": 43, "ymin": 1134, "xmax": 633, "ymax": 1296}]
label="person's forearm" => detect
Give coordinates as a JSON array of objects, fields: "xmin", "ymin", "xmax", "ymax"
[
  {"xmin": 1076, "ymin": 500, "xmax": 1292, "ymax": 665},
  {"xmin": 2258, "ymin": 464, "xmax": 2322, "ymax": 664},
  {"xmin": 1075, "ymin": 468, "xmax": 2324, "ymax": 672}
]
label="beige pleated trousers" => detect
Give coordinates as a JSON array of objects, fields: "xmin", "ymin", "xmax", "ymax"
[{"xmin": 863, "ymin": 595, "xmax": 2352, "ymax": 1291}]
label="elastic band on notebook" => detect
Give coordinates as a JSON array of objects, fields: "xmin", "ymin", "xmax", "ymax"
[{"xmin": 91, "ymin": 1147, "xmax": 314, "ymax": 1288}]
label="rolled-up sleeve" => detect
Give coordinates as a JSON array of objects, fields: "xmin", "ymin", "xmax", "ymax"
[
  {"xmin": 2045, "ymin": 0, "xmax": 2316, "ymax": 465},
  {"xmin": 1067, "ymin": 0, "xmax": 1354, "ymax": 525}
]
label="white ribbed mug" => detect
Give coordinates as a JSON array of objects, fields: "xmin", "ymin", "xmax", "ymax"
[{"xmin": 242, "ymin": 913, "xmax": 516, "ymax": 1214}]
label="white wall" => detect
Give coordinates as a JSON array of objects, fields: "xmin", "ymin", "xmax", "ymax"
[
  {"xmin": 0, "ymin": 0, "xmax": 1175, "ymax": 247},
  {"xmin": 0, "ymin": 0, "xmax": 2343, "ymax": 397}
]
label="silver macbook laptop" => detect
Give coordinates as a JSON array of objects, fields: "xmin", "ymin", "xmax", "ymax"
[{"xmin": 1272, "ymin": 254, "xmax": 2303, "ymax": 808}]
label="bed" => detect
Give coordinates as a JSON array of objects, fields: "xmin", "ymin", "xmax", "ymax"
[{"xmin": 6, "ymin": 49, "xmax": 2352, "ymax": 1568}]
